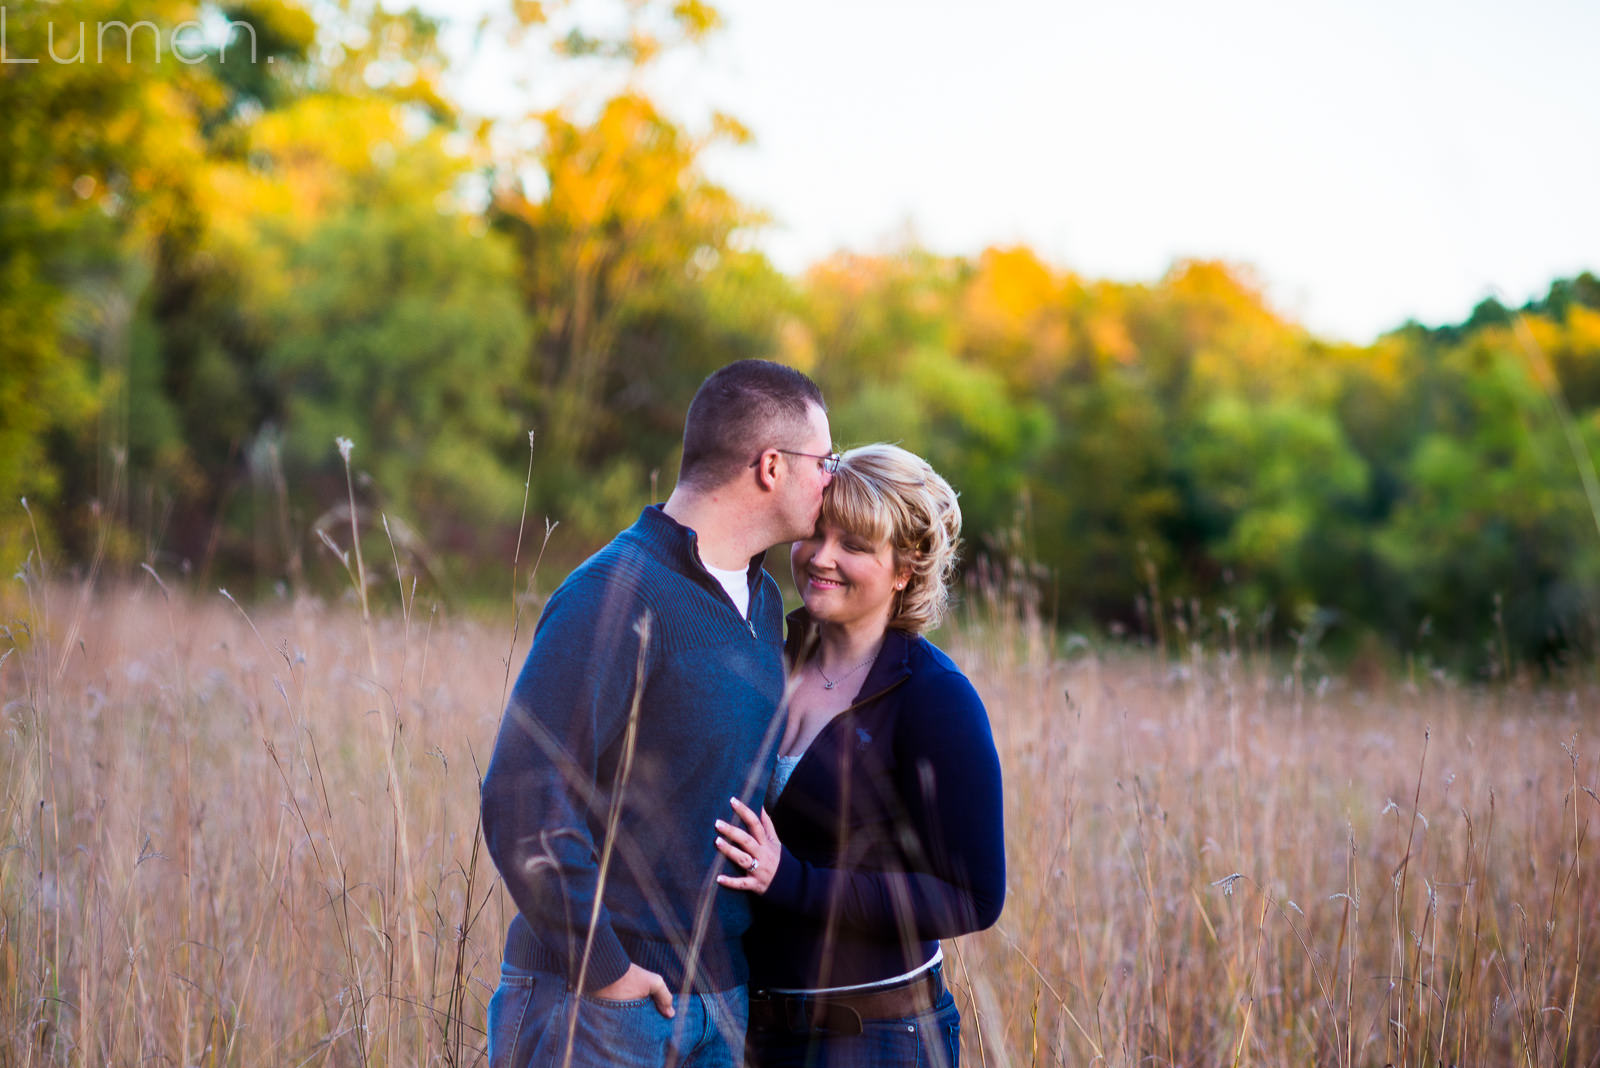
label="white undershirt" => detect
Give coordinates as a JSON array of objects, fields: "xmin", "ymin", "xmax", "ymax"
[
  {"xmin": 767, "ymin": 946, "xmax": 944, "ymax": 995},
  {"xmin": 705, "ymin": 561, "xmax": 750, "ymax": 619},
  {"xmin": 769, "ymin": 753, "xmax": 803, "ymax": 800}
]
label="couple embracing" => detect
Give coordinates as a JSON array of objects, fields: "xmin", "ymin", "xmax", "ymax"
[{"xmin": 481, "ymin": 360, "xmax": 1006, "ymax": 1068}]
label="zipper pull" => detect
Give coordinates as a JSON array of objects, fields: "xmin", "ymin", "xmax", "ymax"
[{"xmin": 748, "ymin": 618, "xmax": 757, "ymax": 639}]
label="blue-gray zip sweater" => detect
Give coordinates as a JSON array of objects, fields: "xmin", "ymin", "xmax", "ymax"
[{"xmin": 481, "ymin": 505, "xmax": 787, "ymax": 993}]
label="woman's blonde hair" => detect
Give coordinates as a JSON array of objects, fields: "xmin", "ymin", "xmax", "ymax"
[{"xmin": 819, "ymin": 443, "xmax": 963, "ymax": 635}]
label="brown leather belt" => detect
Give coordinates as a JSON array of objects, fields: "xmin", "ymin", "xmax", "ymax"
[{"xmin": 748, "ymin": 966, "xmax": 947, "ymax": 1037}]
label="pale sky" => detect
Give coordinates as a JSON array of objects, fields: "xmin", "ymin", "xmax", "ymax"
[{"xmin": 427, "ymin": 0, "xmax": 1600, "ymax": 342}]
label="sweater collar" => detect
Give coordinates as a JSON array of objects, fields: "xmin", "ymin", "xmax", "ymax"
[
  {"xmin": 783, "ymin": 605, "xmax": 914, "ymax": 702},
  {"xmin": 634, "ymin": 505, "xmax": 769, "ymax": 585}
]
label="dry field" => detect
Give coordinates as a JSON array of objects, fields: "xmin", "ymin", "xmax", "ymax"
[{"xmin": 1, "ymin": 580, "xmax": 1596, "ymax": 1067}]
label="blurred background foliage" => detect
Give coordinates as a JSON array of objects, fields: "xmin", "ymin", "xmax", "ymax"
[{"xmin": 3, "ymin": 0, "xmax": 1598, "ymax": 674}]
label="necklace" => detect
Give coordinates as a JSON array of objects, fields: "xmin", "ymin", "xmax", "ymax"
[{"xmin": 817, "ymin": 650, "xmax": 878, "ymax": 690}]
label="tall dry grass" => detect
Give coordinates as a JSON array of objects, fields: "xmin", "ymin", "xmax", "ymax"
[
  {"xmin": 1, "ymin": 572, "xmax": 1596, "ymax": 1066},
  {"xmin": 955, "ymin": 592, "xmax": 1598, "ymax": 1068}
]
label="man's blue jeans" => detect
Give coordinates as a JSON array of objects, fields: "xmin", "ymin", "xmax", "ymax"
[{"xmin": 488, "ymin": 963, "xmax": 749, "ymax": 1068}]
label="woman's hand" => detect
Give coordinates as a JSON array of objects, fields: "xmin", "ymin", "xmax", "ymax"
[{"xmin": 714, "ymin": 796, "xmax": 780, "ymax": 894}]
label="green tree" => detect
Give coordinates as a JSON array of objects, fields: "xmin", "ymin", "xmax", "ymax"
[
  {"xmin": 263, "ymin": 194, "xmax": 529, "ymax": 527},
  {"xmin": 1374, "ymin": 325, "xmax": 1600, "ymax": 670},
  {"xmin": 1183, "ymin": 393, "xmax": 1369, "ymax": 619},
  {"xmin": 0, "ymin": 0, "xmax": 236, "ymax": 568}
]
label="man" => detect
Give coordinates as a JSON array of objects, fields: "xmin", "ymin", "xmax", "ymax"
[{"xmin": 481, "ymin": 360, "xmax": 835, "ymax": 1068}]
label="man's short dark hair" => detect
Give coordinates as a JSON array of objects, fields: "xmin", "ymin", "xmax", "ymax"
[{"xmin": 678, "ymin": 360, "xmax": 825, "ymax": 490}]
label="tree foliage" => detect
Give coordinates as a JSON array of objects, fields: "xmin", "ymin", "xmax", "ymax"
[{"xmin": 3, "ymin": 1, "xmax": 1597, "ymax": 671}]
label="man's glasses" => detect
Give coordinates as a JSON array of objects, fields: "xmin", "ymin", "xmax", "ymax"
[{"xmin": 750, "ymin": 449, "xmax": 842, "ymax": 475}]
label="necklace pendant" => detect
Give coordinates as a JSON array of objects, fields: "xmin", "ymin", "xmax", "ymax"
[{"xmin": 823, "ymin": 680, "xmax": 836, "ymax": 690}]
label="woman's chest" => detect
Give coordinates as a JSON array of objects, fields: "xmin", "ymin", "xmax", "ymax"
[
  {"xmin": 781, "ymin": 679, "xmax": 856, "ymax": 757},
  {"xmin": 775, "ymin": 703, "xmax": 907, "ymax": 847}
]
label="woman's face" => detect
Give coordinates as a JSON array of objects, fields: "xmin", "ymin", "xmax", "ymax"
[{"xmin": 791, "ymin": 522, "xmax": 910, "ymax": 631}]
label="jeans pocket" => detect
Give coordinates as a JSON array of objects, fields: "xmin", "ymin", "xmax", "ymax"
[
  {"xmin": 857, "ymin": 1017, "xmax": 926, "ymax": 1068},
  {"xmin": 486, "ymin": 973, "xmax": 538, "ymax": 1068},
  {"xmin": 938, "ymin": 1017, "xmax": 961, "ymax": 1068},
  {"xmin": 564, "ymin": 990, "xmax": 675, "ymax": 1068},
  {"xmin": 933, "ymin": 992, "xmax": 961, "ymax": 1068},
  {"xmin": 576, "ymin": 993, "xmax": 656, "ymax": 1010}
]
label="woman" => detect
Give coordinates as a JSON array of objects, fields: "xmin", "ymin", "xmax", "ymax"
[{"xmin": 713, "ymin": 443, "xmax": 1006, "ymax": 1068}]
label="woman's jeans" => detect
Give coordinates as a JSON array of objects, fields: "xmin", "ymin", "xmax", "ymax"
[
  {"xmin": 746, "ymin": 987, "xmax": 961, "ymax": 1068},
  {"xmin": 488, "ymin": 963, "xmax": 749, "ymax": 1068}
]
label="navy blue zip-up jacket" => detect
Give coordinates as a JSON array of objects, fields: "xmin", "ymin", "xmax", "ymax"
[
  {"xmin": 747, "ymin": 610, "xmax": 1007, "ymax": 990},
  {"xmin": 481, "ymin": 506, "xmax": 787, "ymax": 993}
]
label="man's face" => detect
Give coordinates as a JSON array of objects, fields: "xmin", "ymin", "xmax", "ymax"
[{"xmin": 776, "ymin": 403, "xmax": 834, "ymax": 543}]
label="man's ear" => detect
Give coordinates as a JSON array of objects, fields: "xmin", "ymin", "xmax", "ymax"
[{"xmin": 752, "ymin": 449, "xmax": 782, "ymax": 491}]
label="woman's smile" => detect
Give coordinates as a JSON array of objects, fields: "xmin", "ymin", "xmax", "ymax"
[{"xmin": 791, "ymin": 523, "xmax": 906, "ymax": 629}]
